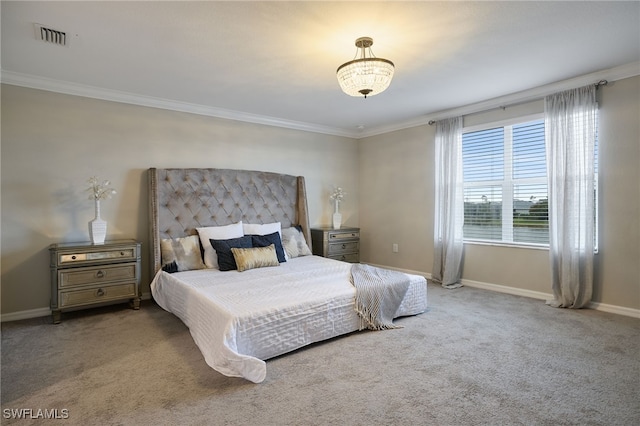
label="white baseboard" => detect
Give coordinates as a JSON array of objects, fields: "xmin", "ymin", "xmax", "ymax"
[
  {"xmin": 0, "ymin": 292, "xmax": 153, "ymax": 323},
  {"xmin": 0, "ymin": 307, "xmax": 52, "ymax": 323},
  {"xmin": 367, "ymin": 263, "xmax": 640, "ymax": 319},
  {"xmin": 3, "ymin": 276, "xmax": 639, "ymax": 322},
  {"xmin": 460, "ymin": 278, "xmax": 554, "ymax": 301},
  {"xmin": 587, "ymin": 301, "xmax": 640, "ymax": 319},
  {"xmin": 461, "ymin": 279, "xmax": 640, "ymax": 318}
]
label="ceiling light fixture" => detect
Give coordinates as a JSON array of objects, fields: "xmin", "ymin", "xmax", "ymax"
[{"xmin": 336, "ymin": 37, "xmax": 394, "ymax": 98}]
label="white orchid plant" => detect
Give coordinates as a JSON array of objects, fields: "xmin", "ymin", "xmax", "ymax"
[
  {"xmin": 87, "ymin": 176, "xmax": 116, "ymax": 201},
  {"xmin": 330, "ymin": 186, "xmax": 346, "ymax": 207}
]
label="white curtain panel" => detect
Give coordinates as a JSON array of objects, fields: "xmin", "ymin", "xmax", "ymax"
[
  {"xmin": 545, "ymin": 85, "xmax": 597, "ymax": 308},
  {"xmin": 432, "ymin": 117, "xmax": 464, "ymax": 288}
]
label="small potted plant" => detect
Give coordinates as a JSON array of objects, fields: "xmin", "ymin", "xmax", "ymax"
[
  {"xmin": 87, "ymin": 176, "xmax": 116, "ymax": 244},
  {"xmin": 330, "ymin": 186, "xmax": 346, "ymax": 229}
]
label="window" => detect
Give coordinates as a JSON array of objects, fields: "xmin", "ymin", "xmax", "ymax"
[
  {"xmin": 462, "ymin": 116, "xmax": 548, "ymax": 246},
  {"xmin": 461, "ymin": 114, "xmax": 598, "ymax": 248}
]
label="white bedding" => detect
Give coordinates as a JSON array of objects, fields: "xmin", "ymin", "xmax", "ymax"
[{"xmin": 150, "ymin": 255, "xmax": 427, "ymax": 383}]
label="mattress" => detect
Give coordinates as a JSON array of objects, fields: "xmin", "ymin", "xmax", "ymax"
[{"xmin": 150, "ymin": 255, "xmax": 427, "ymax": 383}]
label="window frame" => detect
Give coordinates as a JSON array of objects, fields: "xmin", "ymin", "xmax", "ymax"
[{"xmin": 462, "ymin": 113, "xmax": 549, "ymax": 249}]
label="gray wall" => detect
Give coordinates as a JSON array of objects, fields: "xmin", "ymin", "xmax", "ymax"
[
  {"xmin": 1, "ymin": 85, "xmax": 359, "ymax": 315},
  {"xmin": 359, "ymin": 75, "xmax": 640, "ymax": 311},
  {"xmin": 2, "ymin": 75, "xmax": 638, "ymax": 318}
]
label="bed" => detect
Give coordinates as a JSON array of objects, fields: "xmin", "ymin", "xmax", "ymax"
[{"xmin": 148, "ymin": 168, "xmax": 427, "ymax": 383}]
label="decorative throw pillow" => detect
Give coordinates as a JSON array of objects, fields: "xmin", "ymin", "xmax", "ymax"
[
  {"xmin": 210, "ymin": 236, "xmax": 253, "ymax": 271},
  {"xmin": 160, "ymin": 235, "xmax": 206, "ymax": 272},
  {"xmin": 281, "ymin": 226, "xmax": 312, "ymax": 259},
  {"xmin": 249, "ymin": 232, "xmax": 286, "ymax": 263},
  {"xmin": 196, "ymin": 222, "xmax": 244, "ymax": 268},
  {"xmin": 231, "ymin": 244, "xmax": 280, "ymax": 272}
]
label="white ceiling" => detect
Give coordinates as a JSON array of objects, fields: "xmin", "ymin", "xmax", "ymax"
[{"xmin": 2, "ymin": 1, "xmax": 639, "ymax": 138}]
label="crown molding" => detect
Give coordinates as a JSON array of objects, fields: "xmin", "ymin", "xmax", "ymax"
[
  {"xmin": 0, "ymin": 70, "xmax": 357, "ymax": 138},
  {"xmin": 358, "ymin": 61, "xmax": 640, "ymax": 138},
  {"xmin": 3, "ymin": 61, "xmax": 638, "ymax": 140}
]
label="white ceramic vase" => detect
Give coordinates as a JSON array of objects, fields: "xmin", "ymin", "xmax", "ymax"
[
  {"xmin": 89, "ymin": 199, "xmax": 107, "ymax": 244},
  {"xmin": 332, "ymin": 201, "xmax": 342, "ymax": 229}
]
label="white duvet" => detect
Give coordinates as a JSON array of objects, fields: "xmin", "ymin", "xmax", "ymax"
[{"xmin": 150, "ymin": 255, "xmax": 427, "ymax": 383}]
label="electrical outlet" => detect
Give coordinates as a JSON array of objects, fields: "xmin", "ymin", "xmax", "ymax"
[{"xmin": 392, "ymin": 243, "xmax": 399, "ymax": 253}]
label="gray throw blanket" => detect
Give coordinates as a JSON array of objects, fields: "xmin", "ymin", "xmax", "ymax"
[{"xmin": 350, "ymin": 264, "xmax": 411, "ymax": 331}]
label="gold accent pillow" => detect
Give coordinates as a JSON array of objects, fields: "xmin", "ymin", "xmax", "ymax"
[{"xmin": 231, "ymin": 244, "xmax": 280, "ymax": 272}]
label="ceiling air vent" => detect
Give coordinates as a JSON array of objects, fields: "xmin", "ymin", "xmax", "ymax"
[{"xmin": 34, "ymin": 24, "xmax": 67, "ymax": 46}]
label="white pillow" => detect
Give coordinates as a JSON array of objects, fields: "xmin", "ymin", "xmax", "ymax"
[
  {"xmin": 196, "ymin": 222, "xmax": 244, "ymax": 268},
  {"xmin": 243, "ymin": 222, "xmax": 281, "ymax": 237}
]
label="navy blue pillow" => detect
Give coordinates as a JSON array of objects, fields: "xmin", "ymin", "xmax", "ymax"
[
  {"xmin": 210, "ymin": 235, "xmax": 253, "ymax": 271},
  {"xmin": 250, "ymin": 232, "xmax": 286, "ymax": 263}
]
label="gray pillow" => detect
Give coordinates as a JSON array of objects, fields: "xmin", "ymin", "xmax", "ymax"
[{"xmin": 281, "ymin": 226, "xmax": 312, "ymax": 259}]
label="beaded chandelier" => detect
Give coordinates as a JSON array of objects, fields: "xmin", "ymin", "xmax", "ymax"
[{"xmin": 336, "ymin": 37, "xmax": 395, "ymax": 98}]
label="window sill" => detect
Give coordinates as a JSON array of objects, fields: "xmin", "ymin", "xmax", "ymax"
[
  {"xmin": 463, "ymin": 239, "xmax": 549, "ymax": 251},
  {"xmin": 463, "ymin": 240, "xmax": 599, "ymax": 254}
]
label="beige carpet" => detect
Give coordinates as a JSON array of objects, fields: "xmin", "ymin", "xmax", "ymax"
[{"xmin": 2, "ymin": 282, "xmax": 639, "ymax": 426}]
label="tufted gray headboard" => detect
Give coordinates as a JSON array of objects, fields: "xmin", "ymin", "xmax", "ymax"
[{"xmin": 148, "ymin": 168, "xmax": 311, "ymax": 276}]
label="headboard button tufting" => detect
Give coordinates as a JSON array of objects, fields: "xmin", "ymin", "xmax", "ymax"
[{"xmin": 149, "ymin": 168, "xmax": 309, "ymax": 275}]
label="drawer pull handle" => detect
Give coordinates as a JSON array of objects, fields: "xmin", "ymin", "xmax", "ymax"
[
  {"xmin": 71, "ymin": 255, "xmax": 77, "ymax": 260},
  {"xmin": 96, "ymin": 288, "xmax": 105, "ymax": 297},
  {"xmin": 120, "ymin": 251, "xmax": 125, "ymax": 256},
  {"xmin": 95, "ymin": 270, "xmax": 105, "ymax": 279},
  {"xmin": 342, "ymin": 244, "xmax": 346, "ymax": 249}
]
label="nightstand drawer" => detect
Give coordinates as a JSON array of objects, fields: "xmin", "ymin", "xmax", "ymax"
[
  {"xmin": 59, "ymin": 283, "xmax": 137, "ymax": 308},
  {"xmin": 328, "ymin": 241, "xmax": 359, "ymax": 255},
  {"xmin": 329, "ymin": 231, "xmax": 359, "ymax": 240},
  {"xmin": 329, "ymin": 253, "xmax": 360, "ymax": 263},
  {"xmin": 58, "ymin": 247, "xmax": 136, "ymax": 266},
  {"xmin": 59, "ymin": 263, "xmax": 137, "ymax": 288}
]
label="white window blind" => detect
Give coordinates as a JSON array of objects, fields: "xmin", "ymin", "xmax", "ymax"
[{"xmin": 462, "ymin": 117, "xmax": 549, "ymax": 246}]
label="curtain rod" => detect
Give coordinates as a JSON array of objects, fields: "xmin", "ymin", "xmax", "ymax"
[{"xmin": 428, "ymin": 80, "xmax": 608, "ymax": 125}]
